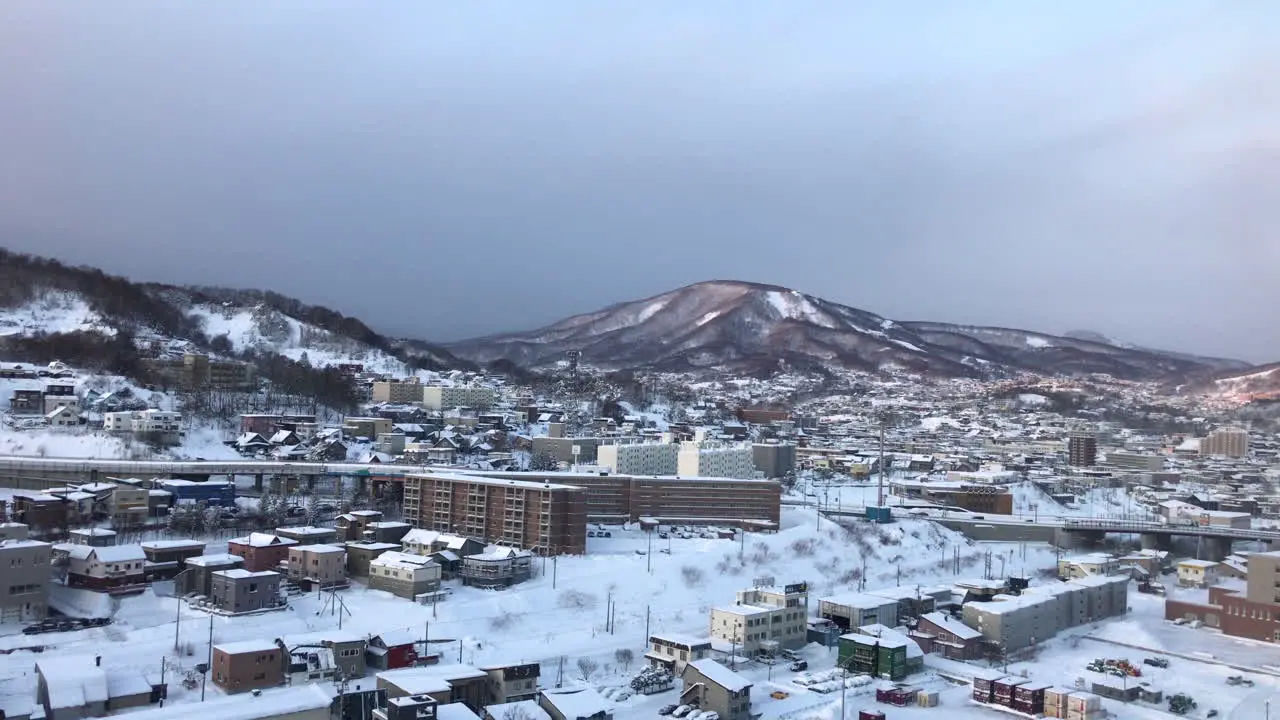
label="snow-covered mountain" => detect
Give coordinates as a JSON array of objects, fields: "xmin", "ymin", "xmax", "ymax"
[
  {"xmin": 0, "ymin": 248, "xmax": 465, "ymax": 375},
  {"xmin": 448, "ymin": 280, "xmax": 1250, "ymax": 379}
]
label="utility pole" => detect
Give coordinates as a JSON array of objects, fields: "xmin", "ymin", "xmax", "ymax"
[
  {"xmin": 648, "ymin": 532, "xmax": 653, "ymax": 574},
  {"xmin": 877, "ymin": 416, "xmax": 887, "ymax": 507},
  {"xmin": 645, "ymin": 606, "xmax": 650, "ymax": 643},
  {"xmin": 553, "ymin": 556, "xmax": 558, "ymax": 589}
]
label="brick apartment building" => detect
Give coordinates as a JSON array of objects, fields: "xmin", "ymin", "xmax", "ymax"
[
  {"xmin": 401, "ymin": 472, "xmax": 587, "ymax": 555},
  {"xmin": 474, "ymin": 471, "xmax": 782, "ymax": 529},
  {"xmin": 1166, "ymin": 551, "xmax": 1280, "ymax": 641},
  {"xmin": 227, "ymin": 533, "xmax": 298, "ymax": 572}
]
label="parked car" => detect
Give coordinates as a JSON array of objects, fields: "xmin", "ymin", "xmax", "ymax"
[
  {"xmin": 672, "ymin": 706, "xmax": 692, "ymax": 718},
  {"xmin": 790, "ymin": 660, "xmax": 808, "ymax": 672},
  {"xmin": 602, "ymin": 531, "xmax": 612, "ymax": 538},
  {"xmin": 588, "ymin": 531, "xmax": 597, "ymax": 538},
  {"xmin": 658, "ymin": 705, "xmax": 677, "ymax": 716},
  {"xmin": 658, "ymin": 532, "xmax": 669, "ymax": 539},
  {"xmin": 1144, "ymin": 657, "xmax": 1169, "ymax": 668}
]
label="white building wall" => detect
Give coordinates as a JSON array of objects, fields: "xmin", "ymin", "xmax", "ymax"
[{"xmin": 678, "ymin": 443, "xmax": 756, "ymax": 479}]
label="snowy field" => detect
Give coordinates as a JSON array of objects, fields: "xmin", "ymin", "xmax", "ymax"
[{"xmin": 0, "ymin": 507, "xmax": 1031, "ymax": 717}]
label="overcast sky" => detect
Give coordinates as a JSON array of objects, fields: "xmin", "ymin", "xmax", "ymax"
[{"xmin": 1, "ymin": 2, "xmax": 1277, "ymax": 361}]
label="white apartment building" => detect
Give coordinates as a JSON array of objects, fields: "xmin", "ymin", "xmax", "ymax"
[
  {"xmin": 597, "ymin": 441, "xmax": 679, "ymax": 476},
  {"xmin": 709, "ymin": 584, "xmax": 809, "ymax": 656},
  {"xmin": 1202, "ymin": 427, "xmax": 1249, "ymax": 458},
  {"xmin": 421, "ymin": 385, "xmax": 496, "ymax": 411},
  {"xmin": 678, "ymin": 442, "xmax": 756, "ymax": 480},
  {"xmin": 104, "ymin": 409, "xmax": 182, "ymax": 434}
]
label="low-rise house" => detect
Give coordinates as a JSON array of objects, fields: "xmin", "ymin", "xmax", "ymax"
[
  {"xmin": 0, "ymin": 522, "xmax": 29, "ymax": 541},
  {"xmin": 177, "ymin": 553, "xmax": 244, "ymax": 596},
  {"xmin": 156, "ymin": 479, "xmax": 235, "ymax": 507},
  {"xmin": 1178, "ymin": 559, "xmax": 1221, "ymax": 588},
  {"xmin": 36, "ymin": 655, "xmax": 159, "ymax": 720},
  {"xmin": 367, "ymin": 630, "xmax": 422, "ymax": 671},
  {"xmin": 385, "ymin": 694, "xmax": 448, "ymax": 720},
  {"xmin": 480, "ymin": 663, "xmax": 541, "ymax": 706},
  {"xmin": 486, "ymin": 700, "xmax": 552, "ymax": 720},
  {"xmin": 140, "ymin": 539, "xmax": 205, "ymax": 580},
  {"xmin": 210, "ymin": 569, "xmax": 283, "ymax": 615},
  {"xmin": 709, "ymin": 584, "xmax": 809, "ymax": 658},
  {"xmin": 838, "ymin": 625, "xmax": 924, "ymax": 680},
  {"xmin": 64, "ymin": 544, "xmax": 146, "ymax": 590},
  {"xmin": 460, "ymin": 548, "xmax": 533, "ymax": 589},
  {"xmin": 45, "ymin": 405, "xmax": 81, "ymax": 428},
  {"xmin": 645, "ymin": 634, "xmax": 712, "ymax": 676},
  {"xmin": 1058, "ymin": 553, "xmax": 1119, "ymax": 580},
  {"xmin": 818, "ymin": 592, "xmax": 899, "ymax": 631},
  {"xmin": 11, "ymin": 492, "xmax": 70, "ymax": 533},
  {"xmin": 68, "ymin": 527, "xmax": 117, "ymax": 547},
  {"xmin": 212, "ymin": 639, "xmax": 285, "ymax": 693},
  {"xmin": 0, "ymin": 537, "xmax": 52, "ymax": 622},
  {"xmin": 278, "ymin": 631, "xmax": 368, "ymax": 682},
  {"xmin": 336, "ymin": 510, "xmax": 385, "ymax": 542},
  {"xmin": 432, "ymin": 550, "xmax": 464, "ymax": 580},
  {"xmin": 679, "ymin": 660, "xmax": 751, "ymax": 720},
  {"xmin": 538, "ymin": 687, "xmax": 612, "ymax": 720},
  {"xmin": 346, "ymin": 542, "xmax": 400, "ymax": 578},
  {"xmin": 10, "ymin": 388, "xmax": 44, "ymax": 415},
  {"xmin": 108, "ymin": 485, "xmax": 150, "ymax": 527},
  {"xmin": 369, "ymin": 551, "xmax": 443, "ymax": 600},
  {"xmin": 287, "ymin": 544, "xmax": 348, "ymax": 590},
  {"xmin": 915, "ymin": 612, "xmax": 983, "ymax": 660},
  {"xmin": 363, "ymin": 521, "xmax": 414, "ymax": 545},
  {"xmin": 276, "ymin": 526, "xmax": 339, "ymax": 546},
  {"xmin": 401, "ymin": 530, "xmax": 484, "ymax": 559},
  {"xmin": 378, "ymin": 666, "xmax": 489, "ymax": 710},
  {"xmin": 126, "ymin": 685, "xmax": 331, "ymax": 720},
  {"xmin": 228, "ymin": 533, "xmax": 298, "ymax": 572}
]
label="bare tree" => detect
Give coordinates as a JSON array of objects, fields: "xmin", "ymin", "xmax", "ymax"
[
  {"xmin": 614, "ymin": 648, "xmax": 634, "ymax": 672},
  {"xmin": 501, "ymin": 706, "xmax": 536, "ymax": 720},
  {"xmin": 577, "ymin": 657, "xmax": 599, "ymax": 681}
]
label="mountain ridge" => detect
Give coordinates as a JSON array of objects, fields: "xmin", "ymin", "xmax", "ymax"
[{"xmin": 448, "ymin": 279, "xmax": 1256, "ymax": 380}]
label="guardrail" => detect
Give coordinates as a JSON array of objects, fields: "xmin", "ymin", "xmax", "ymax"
[{"xmin": 1062, "ymin": 518, "xmax": 1280, "ymax": 541}]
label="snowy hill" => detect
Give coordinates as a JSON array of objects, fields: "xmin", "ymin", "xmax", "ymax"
[
  {"xmin": 448, "ymin": 280, "xmax": 1244, "ymax": 380},
  {"xmin": 0, "ymin": 248, "xmax": 467, "ymax": 377}
]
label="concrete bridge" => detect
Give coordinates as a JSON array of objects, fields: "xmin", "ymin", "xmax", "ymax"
[
  {"xmin": 815, "ymin": 501, "xmax": 1276, "ymax": 561},
  {"xmin": 0, "ymin": 455, "xmax": 430, "ymax": 493}
]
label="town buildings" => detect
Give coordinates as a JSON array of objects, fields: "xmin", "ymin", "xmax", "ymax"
[
  {"xmin": 422, "ymin": 386, "xmax": 496, "ymax": 411},
  {"xmin": 287, "ymin": 544, "xmax": 348, "ymax": 590},
  {"xmin": 1202, "ymin": 427, "xmax": 1249, "ymax": 458},
  {"xmin": 1165, "ymin": 551, "xmax": 1280, "ymax": 642},
  {"xmin": 210, "ymin": 569, "xmax": 284, "ymax": 614},
  {"xmin": 212, "ymin": 639, "xmax": 285, "ymax": 693},
  {"xmin": 751, "ymin": 442, "xmax": 796, "ymax": 479},
  {"xmin": 889, "ymin": 479, "xmax": 1014, "ymax": 514},
  {"xmin": 63, "ymin": 544, "xmax": 146, "ymax": 590},
  {"xmin": 961, "ymin": 576, "xmax": 1129, "ymax": 652},
  {"xmin": 1177, "ymin": 559, "xmax": 1220, "ymax": 588},
  {"xmin": 595, "ymin": 440, "xmax": 679, "ymax": 476},
  {"xmin": 368, "ymin": 551, "xmax": 443, "ymax": 599},
  {"xmin": 0, "ymin": 536, "xmax": 52, "ymax": 622},
  {"xmin": 461, "ymin": 547, "xmax": 533, "ymax": 589},
  {"xmin": 645, "ymin": 634, "xmax": 712, "ymax": 676},
  {"xmin": 680, "ymin": 660, "xmax": 752, "ymax": 720},
  {"xmin": 1067, "ymin": 432, "xmax": 1098, "ymax": 467},
  {"xmin": 709, "ymin": 584, "xmax": 809, "ymax": 657},
  {"xmin": 177, "ymin": 553, "xmax": 245, "ymax": 596},
  {"xmin": 401, "ymin": 473, "xmax": 587, "ymax": 555},
  {"xmin": 228, "ymin": 533, "xmax": 298, "ymax": 572},
  {"xmin": 489, "ymin": 471, "xmax": 782, "ymax": 528},
  {"xmin": 102, "ymin": 409, "xmax": 182, "ymax": 440},
  {"xmin": 145, "ymin": 352, "xmax": 254, "ymax": 390},
  {"xmin": 677, "ymin": 442, "xmax": 756, "ymax": 479}
]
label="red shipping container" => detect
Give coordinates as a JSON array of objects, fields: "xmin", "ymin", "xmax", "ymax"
[{"xmin": 858, "ymin": 712, "xmax": 886, "ymax": 720}]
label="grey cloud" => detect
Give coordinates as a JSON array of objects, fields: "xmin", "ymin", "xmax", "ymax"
[{"xmin": 0, "ymin": 1, "xmax": 1277, "ymax": 361}]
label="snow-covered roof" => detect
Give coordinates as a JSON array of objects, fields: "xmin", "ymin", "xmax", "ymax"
[
  {"xmin": 487, "ymin": 700, "xmax": 552, "ymax": 720},
  {"xmin": 105, "ymin": 684, "xmax": 332, "ymax": 720},
  {"xmin": 231, "ymin": 533, "xmax": 298, "ymax": 548},
  {"xmin": 372, "ymin": 551, "xmax": 438, "ymax": 572},
  {"xmin": 820, "ymin": 592, "xmax": 896, "ymax": 610},
  {"xmin": 215, "ymin": 569, "xmax": 279, "ymax": 580},
  {"xmin": 140, "ymin": 539, "xmax": 204, "ymax": 551},
  {"xmin": 437, "ymin": 702, "xmax": 482, "ymax": 720},
  {"xmin": 185, "ymin": 553, "xmax": 243, "ymax": 567},
  {"xmin": 92, "ymin": 545, "xmax": 145, "ymax": 563},
  {"xmin": 539, "ymin": 687, "xmax": 611, "ymax": 720},
  {"xmin": 215, "ymin": 639, "xmax": 281, "ymax": 655},
  {"xmin": 919, "ymin": 612, "xmax": 981, "ymax": 640},
  {"xmin": 377, "ymin": 665, "xmax": 486, "ymax": 694},
  {"xmin": 36, "ymin": 656, "xmax": 109, "ymax": 709},
  {"xmin": 401, "ymin": 528, "xmax": 441, "ymax": 546},
  {"xmin": 69, "ymin": 528, "xmax": 117, "ymax": 538},
  {"xmin": 276, "ymin": 526, "xmax": 336, "ymax": 536},
  {"xmin": 297, "ymin": 544, "xmax": 345, "ymax": 555},
  {"xmin": 686, "ymin": 659, "xmax": 751, "ymax": 692},
  {"xmin": 1178, "ymin": 559, "xmax": 1220, "ymax": 569}
]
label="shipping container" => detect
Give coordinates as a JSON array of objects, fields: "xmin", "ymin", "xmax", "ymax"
[
  {"xmin": 865, "ymin": 505, "xmax": 893, "ymax": 523},
  {"xmin": 916, "ymin": 690, "xmax": 939, "ymax": 708},
  {"xmin": 1066, "ymin": 691, "xmax": 1102, "ymax": 712},
  {"xmin": 857, "ymin": 711, "xmax": 885, "ymax": 720}
]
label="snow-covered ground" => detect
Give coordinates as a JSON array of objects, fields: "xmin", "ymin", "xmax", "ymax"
[{"xmin": 0, "ymin": 291, "xmax": 116, "ymax": 338}]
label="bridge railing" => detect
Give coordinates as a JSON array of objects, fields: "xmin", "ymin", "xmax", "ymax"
[{"xmin": 1062, "ymin": 518, "xmax": 1280, "ymax": 541}]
